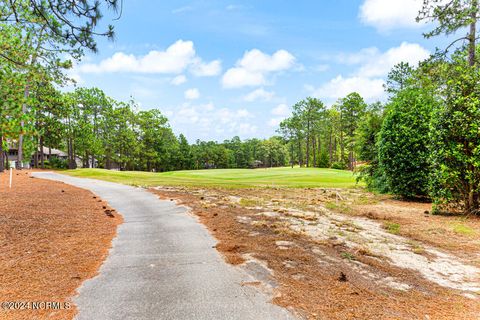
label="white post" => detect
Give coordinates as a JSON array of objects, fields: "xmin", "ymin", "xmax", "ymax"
[{"xmin": 9, "ymin": 167, "xmax": 12, "ymax": 189}]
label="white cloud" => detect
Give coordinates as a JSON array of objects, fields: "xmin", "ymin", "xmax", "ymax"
[
  {"xmin": 78, "ymin": 40, "xmax": 221, "ymax": 77},
  {"xmin": 169, "ymin": 103, "xmax": 257, "ymax": 138},
  {"xmin": 184, "ymin": 88, "xmax": 200, "ymax": 100},
  {"xmin": 244, "ymin": 88, "xmax": 275, "ymax": 102},
  {"xmin": 268, "ymin": 118, "xmax": 283, "ymax": 127},
  {"xmin": 335, "ymin": 43, "xmax": 429, "ymax": 77},
  {"xmin": 357, "ymin": 42, "xmax": 430, "ymax": 77},
  {"xmin": 310, "ymin": 42, "xmax": 430, "ymax": 102},
  {"xmin": 222, "ymin": 49, "xmax": 296, "ymax": 88},
  {"xmin": 222, "ymin": 68, "xmax": 265, "ymax": 88},
  {"xmin": 190, "ymin": 59, "xmax": 222, "ymax": 77},
  {"xmin": 359, "ymin": 0, "xmax": 423, "ymax": 31},
  {"xmin": 313, "ymin": 76, "xmax": 386, "ymax": 102},
  {"xmin": 268, "ymin": 103, "xmax": 291, "ymax": 127},
  {"xmin": 271, "ymin": 103, "xmax": 290, "ymax": 116},
  {"xmin": 171, "ymin": 75, "xmax": 187, "ymax": 85},
  {"xmin": 238, "ymin": 49, "xmax": 296, "ymax": 72}
]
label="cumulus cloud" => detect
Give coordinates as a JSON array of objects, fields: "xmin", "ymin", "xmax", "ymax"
[
  {"xmin": 78, "ymin": 40, "xmax": 221, "ymax": 77},
  {"xmin": 357, "ymin": 42, "xmax": 430, "ymax": 77},
  {"xmin": 359, "ymin": 0, "xmax": 424, "ymax": 31},
  {"xmin": 222, "ymin": 49, "xmax": 296, "ymax": 88},
  {"xmin": 313, "ymin": 76, "xmax": 386, "ymax": 102},
  {"xmin": 184, "ymin": 88, "xmax": 200, "ymax": 100},
  {"xmin": 243, "ymin": 88, "xmax": 275, "ymax": 102},
  {"xmin": 170, "ymin": 102, "xmax": 257, "ymax": 138},
  {"xmin": 268, "ymin": 103, "xmax": 291, "ymax": 127},
  {"xmin": 311, "ymin": 42, "xmax": 430, "ymax": 102},
  {"xmin": 171, "ymin": 74, "xmax": 187, "ymax": 85},
  {"xmin": 271, "ymin": 103, "xmax": 290, "ymax": 116},
  {"xmin": 190, "ymin": 59, "xmax": 222, "ymax": 76}
]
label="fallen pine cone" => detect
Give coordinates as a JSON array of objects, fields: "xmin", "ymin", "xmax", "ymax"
[
  {"xmin": 104, "ymin": 210, "xmax": 114, "ymax": 218},
  {"xmin": 338, "ymin": 272, "xmax": 348, "ymax": 282}
]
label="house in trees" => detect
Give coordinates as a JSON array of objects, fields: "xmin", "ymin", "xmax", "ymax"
[{"xmin": 5, "ymin": 145, "xmax": 83, "ymax": 168}]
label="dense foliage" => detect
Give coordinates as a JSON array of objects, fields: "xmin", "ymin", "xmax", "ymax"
[{"xmin": 377, "ymin": 87, "xmax": 436, "ymax": 198}]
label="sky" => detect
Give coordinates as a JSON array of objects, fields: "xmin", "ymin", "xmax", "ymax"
[{"xmin": 69, "ymin": 0, "xmax": 453, "ymax": 142}]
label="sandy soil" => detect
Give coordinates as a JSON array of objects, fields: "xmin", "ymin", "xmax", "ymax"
[
  {"xmin": 0, "ymin": 170, "xmax": 122, "ymax": 320},
  {"xmin": 152, "ymin": 186, "xmax": 480, "ymax": 320}
]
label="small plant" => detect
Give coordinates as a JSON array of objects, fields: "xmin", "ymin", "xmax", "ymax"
[
  {"xmin": 452, "ymin": 223, "xmax": 476, "ymax": 236},
  {"xmin": 384, "ymin": 222, "xmax": 400, "ymax": 235},
  {"xmin": 340, "ymin": 252, "xmax": 356, "ymax": 261},
  {"xmin": 407, "ymin": 240, "xmax": 425, "ymax": 255},
  {"xmin": 239, "ymin": 198, "xmax": 262, "ymax": 207},
  {"xmin": 331, "ymin": 162, "xmax": 347, "ymax": 170}
]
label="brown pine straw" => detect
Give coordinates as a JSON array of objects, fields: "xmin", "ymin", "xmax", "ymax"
[{"xmin": 0, "ymin": 170, "xmax": 122, "ymax": 320}]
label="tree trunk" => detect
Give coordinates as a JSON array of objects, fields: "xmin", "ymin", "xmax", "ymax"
[
  {"xmin": 67, "ymin": 138, "xmax": 77, "ymax": 169},
  {"xmin": 468, "ymin": 0, "xmax": 477, "ymax": 67},
  {"xmin": 290, "ymin": 143, "xmax": 294, "ymax": 168},
  {"xmin": 329, "ymin": 132, "xmax": 333, "ymax": 164},
  {"xmin": 312, "ymin": 136, "xmax": 316, "ymax": 168},
  {"xmin": 298, "ymin": 139, "xmax": 303, "ymax": 167},
  {"xmin": 0, "ymin": 135, "xmax": 4, "ymax": 173},
  {"xmin": 40, "ymin": 136, "xmax": 44, "ymax": 169},
  {"xmin": 340, "ymin": 130, "xmax": 344, "ymax": 164},
  {"xmin": 17, "ymin": 82, "xmax": 30, "ymax": 169}
]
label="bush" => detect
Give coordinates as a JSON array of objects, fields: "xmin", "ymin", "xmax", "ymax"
[
  {"xmin": 331, "ymin": 161, "xmax": 347, "ymax": 170},
  {"xmin": 355, "ymin": 163, "xmax": 389, "ymax": 193},
  {"xmin": 48, "ymin": 157, "xmax": 68, "ymax": 169},
  {"xmin": 317, "ymin": 150, "xmax": 330, "ymax": 168},
  {"xmin": 377, "ymin": 87, "xmax": 436, "ymax": 198},
  {"xmin": 428, "ymin": 57, "xmax": 480, "ymax": 214}
]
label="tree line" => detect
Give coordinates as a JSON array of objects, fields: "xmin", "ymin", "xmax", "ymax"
[{"xmin": 1, "ymin": 0, "xmax": 479, "ymax": 215}]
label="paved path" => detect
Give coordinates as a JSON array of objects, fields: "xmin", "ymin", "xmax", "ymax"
[{"xmin": 33, "ymin": 172, "xmax": 295, "ymax": 320}]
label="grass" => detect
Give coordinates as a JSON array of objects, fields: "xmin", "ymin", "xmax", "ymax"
[
  {"xmin": 62, "ymin": 167, "xmax": 360, "ymax": 189},
  {"xmin": 384, "ymin": 222, "xmax": 401, "ymax": 235},
  {"xmin": 452, "ymin": 223, "xmax": 476, "ymax": 236}
]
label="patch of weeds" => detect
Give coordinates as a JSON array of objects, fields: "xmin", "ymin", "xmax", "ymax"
[
  {"xmin": 340, "ymin": 252, "xmax": 356, "ymax": 261},
  {"xmin": 353, "ymin": 195, "xmax": 379, "ymax": 205},
  {"xmin": 407, "ymin": 240, "xmax": 425, "ymax": 255},
  {"xmin": 384, "ymin": 222, "xmax": 401, "ymax": 235},
  {"xmin": 239, "ymin": 198, "xmax": 262, "ymax": 207},
  {"xmin": 325, "ymin": 201, "xmax": 352, "ymax": 214},
  {"xmin": 452, "ymin": 223, "xmax": 476, "ymax": 236},
  {"xmin": 336, "ymin": 230, "xmax": 346, "ymax": 237}
]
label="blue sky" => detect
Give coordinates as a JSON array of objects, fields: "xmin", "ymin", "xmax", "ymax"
[{"xmin": 70, "ymin": 0, "xmax": 451, "ymax": 142}]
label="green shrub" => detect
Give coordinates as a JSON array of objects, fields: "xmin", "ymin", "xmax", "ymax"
[
  {"xmin": 48, "ymin": 157, "xmax": 68, "ymax": 169},
  {"xmin": 317, "ymin": 150, "xmax": 330, "ymax": 168},
  {"xmin": 377, "ymin": 87, "xmax": 436, "ymax": 198},
  {"xmin": 331, "ymin": 161, "xmax": 347, "ymax": 170}
]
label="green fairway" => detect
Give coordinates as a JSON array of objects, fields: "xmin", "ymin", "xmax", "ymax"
[{"xmin": 62, "ymin": 167, "xmax": 360, "ymax": 189}]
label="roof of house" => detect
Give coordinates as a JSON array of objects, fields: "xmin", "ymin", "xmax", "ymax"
[{"xmin": 39, "ymin": 147, "xmax": 68, "ymax": 157}]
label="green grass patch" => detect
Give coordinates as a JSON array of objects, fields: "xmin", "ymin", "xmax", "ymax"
[
  {"xmin": 239, "ymin": 198, "xmax": 263, "ymax": 207},
  {"xmin": 325, "ymin": 201, "xmax": 352, "ymax": 214},
  {"xmin": 452, "ymin": 223, "xmax": 476, "ymax": 236},
  {"xmin": 340, "ymin": 252, "xmax": 356, "ymax": 261},
  {"xmin": 61, "ymin": 167, "xmax": 360, "ymax": 189},
  {"xmin": 384, "ymin": 222, "xmax": 401, "ymax": 235}
]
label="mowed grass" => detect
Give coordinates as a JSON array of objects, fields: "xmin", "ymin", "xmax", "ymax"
[{"xmin": 62, "ymin": 167, "xmax": 361, "ymax": 189}]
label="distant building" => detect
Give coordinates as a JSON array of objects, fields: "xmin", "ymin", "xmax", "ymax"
[{"xmin": 7, "ymin": 146, "xmax": 83, "ymax": 168}]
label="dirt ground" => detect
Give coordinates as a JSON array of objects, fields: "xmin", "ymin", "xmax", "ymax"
[
  {"xmin": 152, "ymin": 186, "xmax": 480, "ymax": 320},
  {"xmin": 0, "ymin": 170, "xmax": 122, "ymax": 320}
]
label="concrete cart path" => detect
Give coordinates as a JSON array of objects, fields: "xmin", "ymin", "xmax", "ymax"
[{"xmin": 32, "ymin": 172, "xmax": 295, "ymax": 320}]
